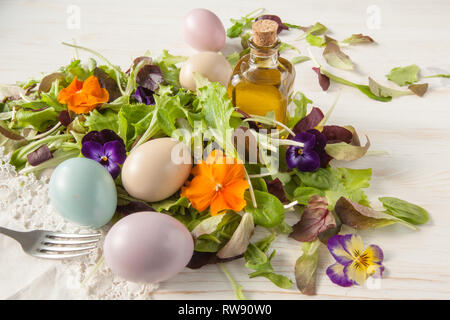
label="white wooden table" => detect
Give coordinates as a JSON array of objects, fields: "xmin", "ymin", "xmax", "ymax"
[{"xmin": 1, "ymin": 0, "xmax": 449, "ymax": 299}]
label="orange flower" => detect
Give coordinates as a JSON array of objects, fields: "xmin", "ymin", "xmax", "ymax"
[
  {"xmin": 181, "ymin": 150, "xmax": 250, "ymax": 216},
  {"xmin": 57, "ymin": 76, "xmax": 109, "ymax": 114}
]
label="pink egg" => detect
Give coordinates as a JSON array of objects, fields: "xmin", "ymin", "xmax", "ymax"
[
  {"xmin": 183, "ymin": 8, "xmax": 226, "ymax": 51},
  {"xmin": 104, "ymin": 211, "xmax": 194, "ymax": 283}
]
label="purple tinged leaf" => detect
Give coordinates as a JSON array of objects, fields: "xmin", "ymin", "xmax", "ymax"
[
  {"xmin": 255, "ymin": 15, "xmax": 289, "ymax": 34},
  {"xmin": 334, "ymin": 197, "xmax": 404, "ymax": 229},
  {"xmin": 312, "ymin": 67, "xmax": 330, "ymax": 91},
  {"xmin": 289, "ymin": 196, "xmax": 336, "ymax": 242},
  {"xmin": 134, "ymin": 86, "xmax": 155, "ymax": 105},
  {"xmin": 187, "ymin": 251, "xmax": 244, "ymax": 269},
  {"xmin": 38, "ymin": 72, "xmax": 65, "ymax": 97},
  {"xmin": 292, "ymin": 107, "xmax": 324, "ymax": 135},
  {"xmin": 27, "ymin": 145, "xmax": 53, "ymax": 166},
  {"xmin": 116, "ymin": 201, "xmax": 154, "ymax": 215},
  {"xmin": 0, "ymin": 123, "xmax": 24, "ymax": 141},
  {"xmin": 408, "ymin": 83, "xmax": 428, "ymax": 97},
  {"xmin": 94, "ymin": 67, "xmax": 121, "ymax": 102},
  {"xmin": 133, "ymin": 56, "xmax": 152, "ymax": 68},
  {"xmin": 322, "ymin": 125, "xmax": 353, "ymax": 144},
  {"xmin": 267, "ymin": 178, "xmax": 288, "ymax": 203},
  {"xmin": 136, "ymin": 65, "xmax": 164, "ymax": 91},
  {"xmin": 58, "ymin": 110, "xmax": 72, "ymax": 127}
]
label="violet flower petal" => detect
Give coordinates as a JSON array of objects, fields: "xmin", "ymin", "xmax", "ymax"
[
  {"xmin": 326, "ymin": 234, "xmax": 355, "ymax": 266},
  {"xmin": 81, "ymin": 141, "xmax": 104, "ymax": 162},
  {"xmin": 293, "ymin": 131, "xmax": 316, "ymax": 150},
  {"xmin": 286, "ymin": 145, "xmax": 320, "ymax": 171},
  {"xmin": 296, "ymin": 150, "xmax": 321, "ymax": 172},
  {"xmin": 98, "ymin": 129, "xmax": 123, "ymax": 145},
  {"xmin": 105, "ymin": 160, "xmax": 121, "ymax": 179},
  {"xmin": 326, "ymin": 263, "xmax": 355, "ymax": 287},
  {"xmin": 103, "ymin": 140, "xmax": 127, "ymax": 164},
  {"xmin": 307, "ymin": 129, "xmax": 327, "ymax": 150}
]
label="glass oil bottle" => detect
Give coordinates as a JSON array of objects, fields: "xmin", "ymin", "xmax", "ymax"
[{"xmin": 227, "ymin": 19, "xmax": 296, "ymax": 124}]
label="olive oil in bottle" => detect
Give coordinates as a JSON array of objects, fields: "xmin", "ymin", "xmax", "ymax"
[{"xmin": 227, "ymin": 19, "xmax": 296, "ymax": 124}]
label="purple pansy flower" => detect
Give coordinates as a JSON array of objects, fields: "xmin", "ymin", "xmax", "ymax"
[
  {"xmin": 326, "ymin": 234, "xmax": 384, "ymax": 287},
  {"xmin": 134, "ymin": 86, "xmax": 155, "ymax": 105},
  {"xmin": 286, "ymin": 129, "xmax": 328, "ymax": 172},
  {"xmin": 81, "ymin": 129, "xmax": 127, "ymax": 179}
]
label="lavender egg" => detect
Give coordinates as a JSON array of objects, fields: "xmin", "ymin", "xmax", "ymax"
[
  {"xmin": 103, "ymin": 211, "xmax": 194, "ymax": 283},
  {"xmin": 183, "ymin": 8, "xmax": 226, "ymax": 51}
]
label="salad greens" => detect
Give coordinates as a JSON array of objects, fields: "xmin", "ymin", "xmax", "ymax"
[{"xmin": 0, "ymin": 8, "xmax": 432, "ymax": 299}]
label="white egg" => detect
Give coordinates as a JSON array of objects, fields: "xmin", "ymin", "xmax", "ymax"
[
  {"xmin": 121, "ymin": 138, "xmax": 192, "ymax": 202},
  {"xmin": 179, "ymin": 51, "xmax": 232, "ymax": 91}
]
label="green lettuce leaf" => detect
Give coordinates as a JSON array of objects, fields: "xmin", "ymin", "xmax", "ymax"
[
  {"xmin": 244, "ymin": 234, "xmax": 293, "ymax": 289},
  {"xmin": 306, "ymin": 34, "xmax": 326, "ymax": 47},
  {"xmin": 295, "ymin": 240, "xmax": 320, "ymax": 295},
  {"xmin": 379, "ymin": 197, "xmax": 429, "ymax": 225},
  {"xmin": 323, "ymin": 41, "xmax": 354, "ymax": 70},
  {"xmin": 287, "ymin": 91, "xmax": 312, "ymax": 129},
  {"xmin": 14, "ymin": 107, "xmax": 59, "ymax": 132},
  {"xmin": 368, "ymin": 77, "xmax": 413, "ymax": 98},
  {"xmin": 342, "ymin": 34, "xmax": 374, "ymax": 45},
  {"xmin": 321, "ymin": 68, "xmax": 392, "ymax": 102},
  {"xmin": 386, "ymin": 64, "xmax": 420, "ymax": 86},
  {"xmin": 291, "ymin": 56, "xmax": 311, "ymax": 65},
  {"xmin": 84, "ymin": 109, "xmax": 119, "ymax": 132},
  {"xmin": 245, "ymin": 190, "xmax": 285, "ymax": 228}
]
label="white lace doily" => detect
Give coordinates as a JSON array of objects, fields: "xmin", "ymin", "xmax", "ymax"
[{"xmin": 0, "ymin": 147, "xmax": 158, "ymax": 299}]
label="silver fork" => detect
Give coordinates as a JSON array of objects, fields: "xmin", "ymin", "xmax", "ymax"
[{"xmin": 0, "ymin": 226, "xmax": 101, "ymax": 259}]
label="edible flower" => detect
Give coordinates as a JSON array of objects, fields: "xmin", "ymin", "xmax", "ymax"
[
  {"xmin": 57, "ymin": 76, "xmax": 109, "ymax": 114},
  {"xmin": 326, "ymin": 234, "xmax": 384, "ymax": 287},
  {"xmin": 81, "ymin": 129, "xmax": 126, "ymax": 179},
  {"xmin": 181, "ymin": 150, "xmax": 249, "ymax": 216},
  {"xmin": 134, "ymin": 86, "xmax": 155, "ymax": 105},
  {"xmin": 286, "ymin": 129, "xmax": 327, "ymax": 172}
]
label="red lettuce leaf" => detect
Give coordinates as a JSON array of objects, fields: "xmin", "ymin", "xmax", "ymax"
[
  {"xmin": 116, "ymin": 201, "xmax": 154, "ymax": 215},
  {"xmin": 187, "ymin": 251, "xmax": 244, "ymax": 269},
  {"xmin": 27, "ymin": 145, "xmax": 53, "ymax": 166},
  {"xmin": 292, "ymin": 107, "xmax": 324, "ymax": 135},
  {"xmin": 58, "ymin": 110, "xmax": 73, "ymax": 127},
  {"xmin": 267, "ymin": 178, "xmax": 288, "ymax": 203},
  {"xmin": 289, "ymin": 195, "xmax": 336, "ymax": 242},
  {"xmin": 322, "ymin": 125, "xmax": 353, "ymax": 144},
  {"xmin": 312, "ymin": 67, "xmax": 330, "ymax": 91}
]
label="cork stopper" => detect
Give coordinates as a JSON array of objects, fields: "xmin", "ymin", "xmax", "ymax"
[{"xmin": 252, "ymin": 19, "xmax": 278, "ymax": 47}]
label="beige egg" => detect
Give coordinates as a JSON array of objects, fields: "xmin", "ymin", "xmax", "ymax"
[
  {"xmin": 121, "ymin": 138, "xmax": 192, "ymax": 202},
  {"xmin": 179, "ymin": 51, "xmax": 232, "ymax": 91}
]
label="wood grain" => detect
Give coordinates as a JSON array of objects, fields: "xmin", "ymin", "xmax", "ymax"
[{"xmin": 0, "ymin": 0, "xmax": 449, "ymax": 299}]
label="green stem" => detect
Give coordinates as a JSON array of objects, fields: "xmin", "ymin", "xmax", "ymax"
[
  {"xmin": 422, "ymin": 74, "xmax": 450, "ymax": 79},
  {"xmin": 218, "ymin": 263, "xmax": 246, "ymax": 300}
]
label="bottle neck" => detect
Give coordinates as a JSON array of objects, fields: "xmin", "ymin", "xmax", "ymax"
[
  {"xmin": 249, "ymin": 49, "xmax": 278, "ymax": 68},
  {"xmin": 248, "ymin": 37, "xmax": 280, "ymax": 68}
]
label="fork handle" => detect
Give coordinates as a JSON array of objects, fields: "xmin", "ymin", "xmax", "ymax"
[{"xmin": 0, "ymin": 226, "xmax": 23, "ymax": 242}]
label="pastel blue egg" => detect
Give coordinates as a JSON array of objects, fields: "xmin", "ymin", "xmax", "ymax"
[{"xmin": 49, "ymin": 157, "xmax": 117, "ymax": 228}]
